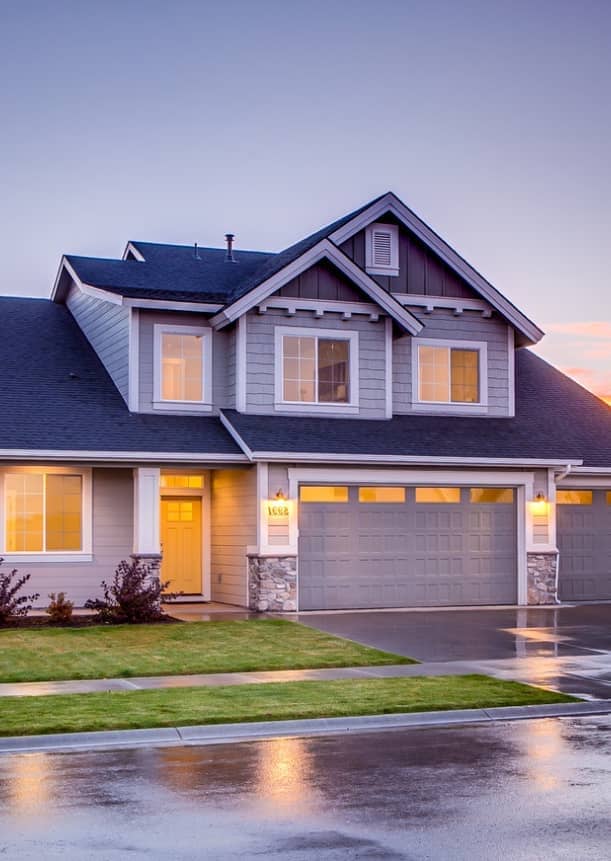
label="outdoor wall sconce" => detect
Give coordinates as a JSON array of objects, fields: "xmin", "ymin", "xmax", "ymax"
[
  {"xmin": 530, "ymin": 492, "xmax": 547, "ymax": 516},
  {"xmin": 267, "ymin": 489, "xmax": 289, "ymax": 518},
  {"xmin": 275, "ymin": 489, "xmax": 287, "ymax": 501}
]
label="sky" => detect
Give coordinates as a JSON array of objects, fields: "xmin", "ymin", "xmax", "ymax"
[{"xmin": 1, "ymin": 0, "xmax": 610, "ymax": 402}]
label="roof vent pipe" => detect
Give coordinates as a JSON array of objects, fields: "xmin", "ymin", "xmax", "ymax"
[
  {"xmin": 225, "ymin": 233, "xmax": 237, "ymax": 263},
  {"xmin": 194, "ymin": 242, "xmax": 201, "ymax": 260}
]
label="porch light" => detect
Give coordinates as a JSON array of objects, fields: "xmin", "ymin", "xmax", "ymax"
[
  {"xmin": 275, "ymin": 489, "xmax": 287, "ymax": 501},
  {"xmin": 530, "ymin": 492, "xmax": 547, "ymax": 517}
]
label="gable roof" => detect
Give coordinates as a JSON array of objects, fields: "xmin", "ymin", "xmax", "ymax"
[
  {"xmin": 220, "ymin": 350, "xmax": 611, "ymax": 468},
  {"xmin": 0, "ymin": 298, "xmax": 245, "ymax": 460}
]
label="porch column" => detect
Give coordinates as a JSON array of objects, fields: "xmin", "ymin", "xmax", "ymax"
[{"xmin": 132, "ymin": 467, "xmax": 162, "ymax": 576}]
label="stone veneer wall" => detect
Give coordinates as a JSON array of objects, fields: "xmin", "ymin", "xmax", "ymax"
[
  {"xmin": 248, "ymin": 555, "xmax": 297, "ymax": 612},
  {"xmin": 527, "ymin": 552, "xmax": 558, "ymax": 605}
]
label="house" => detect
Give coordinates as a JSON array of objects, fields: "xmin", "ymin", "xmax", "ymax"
[{"xmin": 1, "ymin": 192, "xmax": 610, "ymax": 612}]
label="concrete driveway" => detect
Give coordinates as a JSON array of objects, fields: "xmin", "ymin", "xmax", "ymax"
[{"xmin": 298, "ymin": 604, "xmax": 611, "ymax": 700}]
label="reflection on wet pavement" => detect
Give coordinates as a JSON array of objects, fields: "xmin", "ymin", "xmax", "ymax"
[{"xmin": 0, "ymin": 715, "xmax": 610, "ymax": 859}]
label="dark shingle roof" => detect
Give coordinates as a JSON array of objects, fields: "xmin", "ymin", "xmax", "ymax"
[
  {"xmin": 64, "ymin": 194, "xmax": 387, "ymax": 305},
  {"xmin": 0, "ymin": 298, "xmax": 243, "ymax": 456},
  {"xmin": 222, "ymin": 351, "xmax": 611, "ymax": 467}
]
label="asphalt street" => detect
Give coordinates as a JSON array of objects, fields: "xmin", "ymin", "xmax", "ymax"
[{"xmin": 1, "ymin": 715, "xmax": 610, "ymax": 860}]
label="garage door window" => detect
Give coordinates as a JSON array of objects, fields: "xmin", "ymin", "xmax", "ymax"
[
  {"xmin": 300, "ymin": 486, "xmax": 349, "ymax": 503},
  {"xmin": 470, "ymin": 488, "xmax": 514, "ymax": 503},
  {"xmin": 557, "ymin": 490, "xmax": 593, "ymax": 505},
  {"xmin": 358, "ymin": 487, "xmax": 406, "ymax": 503},
  {"xmin": 415, "ymin": 487, "xmax": 460, "ymax": 503}
]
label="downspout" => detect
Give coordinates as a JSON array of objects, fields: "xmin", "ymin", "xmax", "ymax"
[{"xmin": 552, "ymin": 464, "xmax": 572, "ymax": 603}]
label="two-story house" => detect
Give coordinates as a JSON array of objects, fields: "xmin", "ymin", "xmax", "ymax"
[{"xmin": 1, "ymin": 192, "xmax": 610, "ymax": 611}]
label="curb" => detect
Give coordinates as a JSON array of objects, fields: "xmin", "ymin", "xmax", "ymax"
[{"xmin": 1, "ymin": 699, "xmax": 610, "ymax": 755}]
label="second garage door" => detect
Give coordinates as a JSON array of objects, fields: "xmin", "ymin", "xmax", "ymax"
[
  {"xmin": 298, "ymin": 485, "xmax": 517, "ymax": 610},
  {"xmin": 557, "ymin": 489, "xmax": 611, "ymax": 601}
]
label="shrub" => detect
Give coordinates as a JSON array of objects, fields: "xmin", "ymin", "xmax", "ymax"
[
  {"xmin": 46, "ymin": 592, "xmax": 74, "ymax": 624},
  {"xmin": 0, "ymin": 560, "xmax": 40, "ymax": 624},
  {"xmin": 85, "ymin": 559, "xmax": 174, "ymax": 624}
]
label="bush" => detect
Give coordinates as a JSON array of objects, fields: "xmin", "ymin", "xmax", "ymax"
[
  {"xmin": 0, "ymin": 560, "xmax": 40, "ymax": 624},
  {"xmin": 85, "ymin": 559, "xmax": 174, "ymax": 624},
  {"xmin": 46, "ymin": 592, "xmax": 74, "ymax": 624}
]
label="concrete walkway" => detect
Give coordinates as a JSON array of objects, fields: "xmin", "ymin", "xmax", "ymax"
[{"xmin": 3, "ymin": 653, "xmax": 610, "ymax": 700}]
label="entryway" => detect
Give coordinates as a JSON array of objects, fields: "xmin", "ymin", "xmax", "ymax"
[{"xmin": 161, "ymin": 497, "xmax": 202, "ymax": 594}]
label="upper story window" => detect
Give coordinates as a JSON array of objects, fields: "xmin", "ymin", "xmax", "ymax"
[
  {"xmin": 365, "ymin": 222, "xmax": 399, "ymax": 276},
  {"xmin": 1, "ymin": 467, "xmax": 92, "ymax": 557},
  {"xmin": 153, "ymin": 325, "xmax": 212, "ymax": 411},
  {"xmin": 274, "ymin": 326, "xmax": 359, "ymax": 413},
  {"xmin": 412, "ymin": 338, "xmax": 488, "ymax": 410}
]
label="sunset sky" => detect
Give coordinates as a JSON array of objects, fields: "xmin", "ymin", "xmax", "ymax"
[{"xmin": 1, "ymin": 0, "xmax": 610, "ymax": 403}]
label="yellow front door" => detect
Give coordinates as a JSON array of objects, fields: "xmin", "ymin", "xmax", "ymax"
[{"xmin": 160, "ymin": 497, "xmax": 202, "ymax": 594}]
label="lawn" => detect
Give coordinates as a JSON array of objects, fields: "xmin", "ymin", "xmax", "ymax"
[
  {"xmin": 0, "ymin": 619, "xmax": 413, "ymax": 683},
  {"xmin": 0, "ymin": 675, "xmax": 576, "ymax": 737}
]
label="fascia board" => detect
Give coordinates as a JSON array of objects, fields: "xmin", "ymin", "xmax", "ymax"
[
  {"xmin": 210, "ymin": 239, "xmax": 422, "ymax": 335},
  {"xmin": 329, "ymin": 193, "xmax": 544, "ymax": 345},
  {"xmin": 248, "ymin": 451, "xmax": 584, "ymax": 467},
  {"xmin": 0, "ymin": 450, "xmax": 249, "ymax": 463}
]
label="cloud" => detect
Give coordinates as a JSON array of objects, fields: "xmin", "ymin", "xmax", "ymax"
[
  {"xmin": 545, "ymin": 321, "xmax": 611, "ymax": 339},
  {"xmin": 536, "ymin": 320, "xmax": 611, "ymax": 404}
]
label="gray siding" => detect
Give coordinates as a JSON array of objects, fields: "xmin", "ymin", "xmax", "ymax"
[
  {"xmin": 27, "ymin": 468, "xmax": 133, "ymax": 607},
  {"xmin": 210, "ymin": 467, "xmax": 257, "ymax": 605},
  {"xmin": 245, "ymin": 309, "xmax": 387, "ymax": 418},
  {"xmin": 278, "ymin": 261, "xmax": 364, "ymax": 302},
  {"xmin": 67, "ymin": 285, "xmax": 130, "ymax": 403},
  {"xmin": 138, "ymin": 310, "xmax": 229, "ymax": 413},
  {"xmin": 340, "ymin": 221, "xmax": 477, "ymax": 299},
  {"xmin": 225, "ymin": 323, "xmax": 237, "ymax": 408},
  {"xmin": 393, "ymin": 308, "xmax": 512, "ymax": 417}
]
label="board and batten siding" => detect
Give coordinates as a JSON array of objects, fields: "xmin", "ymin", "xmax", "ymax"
[
  {"xmin": 24, "ymin": 468, "xmax": 133, "ymax": 607},
  {"xmin": 66, "ymin": 285, "xmax": 130, "ymax": 403},
  {"xmin": 245, "ymin": 309, "xmax": 387, "ymax": 418},
  {"xmin": 138, "ymin": 310, "xmax": 231, "ymax": 412},
  {"xmin": 210, "ymin": 467, "xmax": 257, "ymax": 605},
  {"xmin": 393, "ymin": 308, "xmax": 513, "ymax": 417},
  {"xmin": 340, "ymin": 222, "xmax": 477, "ymax": 299}
]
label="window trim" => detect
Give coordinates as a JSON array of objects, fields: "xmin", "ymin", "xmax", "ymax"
[
  {"xmin": 153, "ymin": 324, "xmax": 213, "ymax": 412},
  {"xmin": 0, "ymin": 466, "xmax": 93, "ymax": 561},
  {"xmin": 365, "ymin": 222, "xmax": 399, "ymax": 276},
  {"xmin": 274, "ymin": 325, "xmax": 360, "ymax": 414},
  {"xmin": 411, "ymin": 337, "xmax": 488, "ymax": 413}
]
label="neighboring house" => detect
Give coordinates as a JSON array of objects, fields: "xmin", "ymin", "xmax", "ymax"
[{"xmin": 1, "ymin": 192, "xmax": 610, "ymax": 611}]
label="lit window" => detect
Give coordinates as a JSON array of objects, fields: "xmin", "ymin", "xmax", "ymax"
[
  {"xmin": 5, "ymin": 473, "xmax": 83, "ymax": 552},
  {"xmin": 418, "ymin": 345, "xmax": 480, "ymax": 404},
  {"xmin": 415, "ymin": 487, "xmax": 461, "ymax": 503},
  {"xmin": 160, "ymin": 475, "xmax": 203, "ymax": 489},
  {"xmin": 557, "ymin": 490, "xmax": 593, "ymax": 505},
  {"xmin": 358, "ymin": 487, "xmax": 406, "ymax": 503},
  {"xmin": 162, "ymin": 333, "xmax": 204, "ymax": 401},
  {"xmin": 299, "ymin": 486, "xmax": 349, "ymax": 503},
  {"xmin": 470, "ymin": 488, "xmax": 514, "ymax": 504},
  {"xmin": 282, "ymin": 334, "xmax": 352, "ymax": 404}
]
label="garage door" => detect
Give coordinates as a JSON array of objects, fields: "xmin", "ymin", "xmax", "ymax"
[
  {"xmin": 298, "ymin": 485, "xmax": 517, "ymax": 610},
  {"xmin": 557, "ymin": 489, "xmax": 611, "ymax": 601}
]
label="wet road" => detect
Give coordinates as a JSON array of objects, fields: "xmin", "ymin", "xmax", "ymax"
[{"xmin": 1, "ymin": 715, "xmax": 610, "ymax": 860}]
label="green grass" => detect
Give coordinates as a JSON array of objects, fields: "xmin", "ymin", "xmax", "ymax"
[
  {"xmin": 0, "ymin": 619, "xmax": 413, "ymax": 683},
  {"xmin": 0, "ymin": 675, "xmax": 576, "ymax": 737}
]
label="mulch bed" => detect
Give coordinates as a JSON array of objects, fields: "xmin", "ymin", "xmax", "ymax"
[{"xmin": 0, "ymin": 614, "xmax": 182, "ymax": 629}]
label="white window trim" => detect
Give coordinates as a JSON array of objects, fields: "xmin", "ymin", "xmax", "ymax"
[
  {"xmin": 365, "ymin": 222, "xmax": 399, "ymax": 276},
  {"xmin": 153, "ymin": 324, "xmax": 213, "ymax": 412},
  {"xmin": 0, "ymin": 466, "xmax": 93, "ymax": 561},
  {"xmin": 274, "ymin": 325, "xmax": 359, "ymax": 414},
  {"xmin": 411, "ymin": 337, "xmax": 488, "ymax": 413}
]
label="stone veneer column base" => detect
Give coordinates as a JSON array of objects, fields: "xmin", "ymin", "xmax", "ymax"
[
  {"xmin": 527, "ymin": 552, "xmax": 558, "ymax": 605},
  {"xmin": 248, "ymin": 555, "xmax": 297, "ymax": 612}
]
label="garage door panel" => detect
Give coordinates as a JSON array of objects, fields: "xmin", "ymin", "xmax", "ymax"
[
  {"xmin": 299, "ymin": 486, "xmax": 517, "ymax": 610},
  {"xmin": 558, "ymin": 490, "xmax": 611, "ymax": 601}
]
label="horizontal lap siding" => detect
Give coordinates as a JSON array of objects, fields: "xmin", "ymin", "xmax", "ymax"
[
  {"xmin": 393, "ymin": 309, "xmax": 512, "ymax": 416},
  {"xmin": 27, "ymin": 468, "xmax": 133, "ymax": 607},
  {"xmin": 210, "ymin": 468, "xmax": 256, "ymax": 606},
  {"xmin": 138, "ymin": 310, "xmax": 225, "ymax": 413},
  {"xmin": 246, "ymin": 309, "xmax": 387, "ymax": 418},
  {"xmin": 67, "ymin": 287, "xmax": 130, "ymax": 403}
]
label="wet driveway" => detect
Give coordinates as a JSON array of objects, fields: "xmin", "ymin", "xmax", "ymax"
[
  {"xmin": 1, "ymin": 715, "xmax": 610, "ymax": 859},
  {"xmin": 299, "ymin": 604, "xmax": 611, "ymax": 700}
]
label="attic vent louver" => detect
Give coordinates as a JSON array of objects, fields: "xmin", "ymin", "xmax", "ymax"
[
  {"xmin": 372, "ymin": 230, "xmax": 392, "ymax": 267},
  {"xmin": 225, "ymin": 233, "xmax": 237, "ymax": 263}
]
